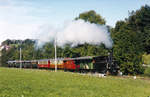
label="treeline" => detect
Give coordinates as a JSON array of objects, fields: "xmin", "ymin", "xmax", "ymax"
[
  {"xmin": 0, "ymin": 39, "xmax": 109, "ymax": 63},
  {"xmin": 1, "ymin": 5, "xmax": 150, "ymax": 75}
]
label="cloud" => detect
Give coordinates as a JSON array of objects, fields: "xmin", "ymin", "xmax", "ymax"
[
  {"xmin": 0, "ymin": 21, "xmax": 40, "ymax": 44},
  {"xmin": 0, "ymin": 0, "xmax": 50, "ymax": 44}
]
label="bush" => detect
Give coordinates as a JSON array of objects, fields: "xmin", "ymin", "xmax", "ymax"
[
  {"xmin": 144, "ymin": 67, "xmax": 150, "ymax": 77},
  {"xmin": 142, "ymin": 54, "xmax": 150, "ymax": 65}
]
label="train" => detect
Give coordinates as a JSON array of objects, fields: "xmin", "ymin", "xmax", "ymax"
[{"xmin": 7, "ymin": 53, "xmax": 119, "ymax": 75}]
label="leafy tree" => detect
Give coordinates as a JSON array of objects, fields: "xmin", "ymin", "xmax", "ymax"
[
  {"xmin": 112, "ymin": 5, "xmax": 150, "ymax": 74},
  {"xmin": 1, "ymin": 46, "xmax": 17, "ymax": 66},
  {"xmin": 75, "ymin": 10, "xmax": 106, "ymax": 25},
  {"xmin": 112, "ymin": 26, "xmax": 144, "ymax": 74},
  {"xmin": 2, "ymin": 39, "xmax": 12, "ymax": 45},
  {"xmin": 42, "ymin": 42, "xmax": 55, "ymax": 58}
]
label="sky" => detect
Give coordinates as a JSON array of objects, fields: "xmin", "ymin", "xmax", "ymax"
[{"xmin": 0, "ymin": 0, "xmax": 149, "ymax": 44}]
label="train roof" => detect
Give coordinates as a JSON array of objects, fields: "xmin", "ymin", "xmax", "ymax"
[
  {"xmin": 8, "ymin": 56, "xmax": 108, "ymax": 63},
  {"xmin": 7, "ymin": 60, "xmax": 37, "ymax": 63},
  {"xmin": 63, "ymin": 56, "xmax": 93, "ymax": 61},
  {"xmin": 35, "ymin": 56, "xmax": 93, "ymax": 61}
]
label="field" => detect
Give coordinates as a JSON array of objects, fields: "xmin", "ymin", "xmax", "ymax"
[{"xmin": 0, "ymin": 68, "xmax": 150, "ymax": 97}]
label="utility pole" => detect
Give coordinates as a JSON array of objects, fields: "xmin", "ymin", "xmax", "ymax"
[
  {"xmin": 20, "ymin": 46, "xmax": 22, "ymax": 69},
  {"xmin": 54, "ymin": 36, "xmax": 57, "ymax": 72}
]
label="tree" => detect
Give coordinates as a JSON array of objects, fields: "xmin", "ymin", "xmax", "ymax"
[
  {"xmin": 42, "ymin": 42, "xmax": 55, "ymax": 58},
  {"xmin": 112, "ymin": 25, "xmax": 144, "ymax": 74},
  {"xmin": 111, "ymin": 5, "xmax": 150, "ymax": 74},
  {"xmin": 1, "ymin": 46, "xmax": 17, "ymax": 66},
  {"xmin": 76, "ymin": 10, "xmax": 106, "ymax": 25}
]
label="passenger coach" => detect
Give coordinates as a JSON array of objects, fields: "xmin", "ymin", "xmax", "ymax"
[{"xmin": 7, "ymin": 55, "xmax": 119, "ymax": 75}]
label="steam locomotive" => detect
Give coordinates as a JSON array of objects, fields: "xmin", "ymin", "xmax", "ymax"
[{"xmin": 7, "ymin": 53, "xmax": 119, "ymax": 75}]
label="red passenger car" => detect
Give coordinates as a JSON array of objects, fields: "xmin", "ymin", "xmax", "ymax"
[
  {"xmin": 64, "ymin": 60, "xmax": 80, "ymax": 70},
  {"xmin": 37, "ymin": 60, "xmax": 50, "ymax": 68}
]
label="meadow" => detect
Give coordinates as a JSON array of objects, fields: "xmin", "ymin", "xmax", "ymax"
[{"xmin": 0, "ymin": 67, "xmax": 150, "ymax": 97}]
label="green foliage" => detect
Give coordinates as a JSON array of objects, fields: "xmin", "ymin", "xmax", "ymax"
[
  {"xmin": 0, "ymin": 39, "xmax": 109, "ymax": 65},
  {"xmin": 1, "ymin": 46, "xmax": 17, "ymax": 66},
  {"xmin": 112, "ymin": 5, "xmax": 150, "ymax": 74},
  {"xmin": 144, "ymin": 67, "xmax": 150, "ymax": 76},
  {"xmin": 112, "ymin": 26, "xmax": 144, "ymax": 74},
  {"xmin": 42, "ymin": 42, "xmax": 55, "ymax": 58},
  {"xmin": 142, "ymin": 54, "xmax": 150, "ymax": 65},
  {"xmin": 127, "ymin": 5, "xmax": 150, "ymax": 53},
  {"xmin": 61, "ymin": 43, "xmax": 109, "ymax": 58},
  {"xmin": 75, "ymin": 10, "xmax": 106, "ymax": 25},
  {"xmin": 0, "ymin": 67, "xmax": 150, "ymax": 97},
  {"xmin": 0, "ymin": 39, "xmax": 36, "ymax": 65}
]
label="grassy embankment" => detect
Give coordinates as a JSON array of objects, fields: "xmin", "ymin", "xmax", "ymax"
[{"xmin": 0, "ymin": 67, "xmax": 150, "ymax": 97}]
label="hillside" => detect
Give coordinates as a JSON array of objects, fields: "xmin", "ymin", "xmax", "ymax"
[{"xmin": 0, "ymin": 67, "xmax": 150, "ymax": 97}]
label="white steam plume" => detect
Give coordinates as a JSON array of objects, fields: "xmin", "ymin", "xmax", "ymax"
[
  {"xmin": 35, "ymin": 19, "xmax": 113, "ymax": 48},
  {"xmin": 35, "ymin": 24, "xmax": 56, "ymax": 48}
]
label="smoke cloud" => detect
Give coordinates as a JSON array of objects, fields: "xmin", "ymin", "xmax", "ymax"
[
  {"xmin": 35, "ymin": 19, "xmax": 113, "ymax": 48},
  {"xmin": 35, "ymin": 25, "xmax": 56, "ymax": 48}
]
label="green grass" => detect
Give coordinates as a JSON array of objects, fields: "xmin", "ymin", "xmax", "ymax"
[{"xmin": 0, "ymin": 67, "xmax": 150, "ymax": 97}]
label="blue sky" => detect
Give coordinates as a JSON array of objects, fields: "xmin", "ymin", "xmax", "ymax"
[{"xmin": 0, "ymin": 0, "xmax": 149, "ymax": 43}]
